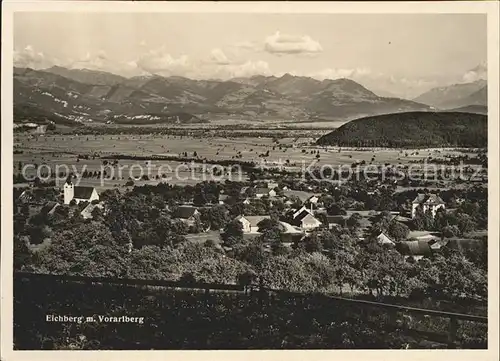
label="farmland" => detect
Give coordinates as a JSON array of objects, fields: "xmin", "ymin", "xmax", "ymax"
[
  {"xmin": 14, "ymin": 131, "xmax": 486, "ymax": 192},
  {"xmin": 14, "ymin": 132, "xmax": 484, "ymax": 168}
]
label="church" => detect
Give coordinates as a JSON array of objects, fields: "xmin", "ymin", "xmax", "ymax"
[{"xmin": 63, "ymin": 180, "xmax": 99, "ymax": 205}]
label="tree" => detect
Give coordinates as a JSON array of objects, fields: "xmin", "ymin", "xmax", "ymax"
[
  {"xmin": 200, "ymin": 205, "xmax": 230, "ymax": 230},
  {"xmin": 271, "ymin": 241, "xmax": 290, "ymax": 256},
  {"xmin": 302, "ymin": 233, "xmax": 324, "ymax": 253},
  {"xmin": 435, "ymin": 250, "xmax": 487, "ymax": 299},
  {"xmin": 221, "ymin": 220, "xmax": 244, "ymax": 246},
  {"xmin": 346, "ymin": 213, "xmax": 362, "ymax": 232},
  {"xmin": 193, "ymin": 191, "xmax": 208, "ymax": 206},
  {"xmin": 387, "ymin": 221, "xmax": 410, "ymax": 242},
  {"xmin": 257, "ymin": 218, "xmax": 283, "ymax": 243},
  {"xmin": 232, "ymin": 240, "xmax": 267, "ymax": 269},
  {"xmin": 327, "ymin": 204, "xmax": 347, "ymax": 216},
  {"xmin": 456, "ymin": 213, "xmax": 477, "ymax": 235},
  {"xmin": 237, "ymin": 270, "xmax": 257, "ymax": 287},
  {"xmin": 328, "ymin": 234, "xmax": 359, "ymax": 294},
  {"xmin": 442, "ymin": 225, "xmax": 460, "ymax": 238},
  {"xmin": 412, "ymin": 206, "xmax": 434, "ymax": 230},
  {"xmin": 32, "ymin": 222, "xmax": 129, "ymax": 277},
  {"xmin": 14, "ymin": 235, "xmax": 32, "ymax": 271}
]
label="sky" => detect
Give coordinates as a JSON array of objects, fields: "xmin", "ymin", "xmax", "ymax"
[{"xmin": 13, "ymin": 12, "xmax": 487, "ymax": 98}]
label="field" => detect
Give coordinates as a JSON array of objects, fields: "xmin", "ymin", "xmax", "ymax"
[{"xmin": 14, "ymin": 132, "xmax": 485, "ymax": 190}]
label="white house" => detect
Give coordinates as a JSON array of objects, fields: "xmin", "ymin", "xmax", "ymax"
[
  {"xmin": 411, "ymin": 194, "xmax": 445, "ymax": 219},
  {"xmin": 255, "ymin": 187, "xmax": 277, "ymax": 198},
  {"xmin": 305, "ymin": 195, "xmax": 321, "ymax": 205},
  {"xmin": 292, "ymin": 209, "xmax": 322, "ymax": 230},
  {"xmin": 254, "ymin": 179, "xmax": 279, "ymax": 190},
  {"xmin": 236, "ymin": 215, "xmax": 271, "ymax": 233},
  {"xmin": 63, "ymin": 181, "xmax": 99, "ymax": 205},
  {"xmin": 376, "ymin": 231, "xmax": 396, "ymax": 246}
]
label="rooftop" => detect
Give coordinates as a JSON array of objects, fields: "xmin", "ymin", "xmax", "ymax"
[{"xmin": 412, "ymin": 194, "xmax": 445, "ymax": 205}]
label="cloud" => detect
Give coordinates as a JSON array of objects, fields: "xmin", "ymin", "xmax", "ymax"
[
  {"xmin": 264, "ymin": 31, "xmax": 322, "ymax": 55},
  {"xmin": 14, "ymin": 45, "xmax": 51, "ymax": 68},
  {"xmin": 208, "ymin": 48, "xmax": 232, "ymax": 65},
  {"xmin": 462, "ymin": 61, "xmax": 487, "ymax": 83},
  {"xmin": 232, "ymin": 41, "xmax": 261, "ymax": 52},
  {"xmin": 70, "ymin": 50, "xmax": 109, "ymax": 70},
  {"xmin": 305, "ymin": 67, "xmax": 440, "ymax": 99},
  {"xmin": 309, "ymin": 67, "xmax": 371, "ymax": 80},
  {"xmin": 224, "ymin": 60, "xmax": 271, "ymax": 78},
  {"xmin": 136, "ymin": 47, "xmax": 191, "ymax": 75}
]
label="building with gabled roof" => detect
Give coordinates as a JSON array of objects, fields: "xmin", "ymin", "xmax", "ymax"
[
  {"xmin": 396, "ymin": 238, "xmax": 447, "ymax": 260},
  {"xmin": 174, "ymin": 205, "xmax": 200, "ymax": 226},
  {"xmin": 255, "ymin": 187, "xmax": 277, "ymax": 198},
  {"xmin": 63, "ymin": 181, "xmax": 99, "ymax": 205},
  {"xmin": 292, "ymin": 205, "xmax": 313, "ymax": 219},
  {"xmin": 80, "ymin": 202, "xmax": 105, "ymax": 219},
  {"xmin": 411, "ymin": 194, "xmax": 445, "ymax": 219},
  {"xmin": 375, "ymin": 231, "xmax": 396, "ymax": 246},
  {"xmin": 292, "ymin": 209, "xmax": 322, "ymax": 231},
  {"xmin": 235, "ymin": 215, "xmax": 271, "ymax": 233}
]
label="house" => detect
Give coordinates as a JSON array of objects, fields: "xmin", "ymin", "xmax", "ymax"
[
  {"xmin": 236, "ymin": 215, "xmax": 271, "ymax": 233},
  {"xmin": 292, "ymin": 206, "xmax": 313, "ymax": 219},
  {"xmin": 375, "ymin": 231, "xmax": 396, "ymax": 246},
  {"xmin": 41, "ymin": 201, "xmax": 60, "ymax": 215},
  {"xmin": 18, "ymin": 190, "xmax": 34, "ymax": 203},
  {"xmin": 396, "ymin": 239, "xmax": 447, "ymax": 260},
  {"xmin": 254, "ymin": 179, "xmax": 279, "ymax": 189},
  {"xmin": 292, "ymin": 210, "xmax": 322, "ymax": 230},
  {"xmin": 325, "ymin": 215, "xmax": 347, "ymax": 229},
  {"xmin": 174, "ymin": 206, "xmax": 200, "ymax": 226},
  {"xmin": 411, "ymin": 194, "xmax": 445, "ymax": 219},
  {"xmin": 279, "ymin": 221, "xmax": 306, "ymax": 243},
  {"xmin": 63, "ymin": 181, "xmax": 99, "ymax": 205},
  {"xmin": 255, "ymin": 187, "xmax": 277, "ymax": 198},
  {"xmin": 80, "ymin": 202, "xmax": 105, "ymax": 219},
  {"xmin": 218, "ymin": 194, "xmax": 229, "ymax": 204},
  {"xmin": 305, "ymin": 195, "xmax": 321, "ymax": 205}
]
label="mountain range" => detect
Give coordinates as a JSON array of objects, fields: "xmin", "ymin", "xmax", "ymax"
[
  {"xmin": 14, "ymin": 66, "xmax": 434, "ymax": 126},
  {"xmin": 13, "ymin": 66, "xmax": 487, "ymax": 126},
  {"xmin": 413, "ymin": 79, "xmax": 487, "ymax": 110}
]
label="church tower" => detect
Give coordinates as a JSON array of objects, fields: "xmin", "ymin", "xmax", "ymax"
[{"xmin": 63, "ymin": 178, "xmax": 74, "ymax": 204}]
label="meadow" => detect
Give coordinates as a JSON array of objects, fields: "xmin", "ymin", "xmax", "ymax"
[{"xmin": 14, "ymin": 132, "xmax": 485, "ymax": 190}]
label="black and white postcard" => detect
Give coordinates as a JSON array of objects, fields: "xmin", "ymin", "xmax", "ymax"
[{"xmin": 1, "ymin": 1, "xmax": 499, "ymax": 360}]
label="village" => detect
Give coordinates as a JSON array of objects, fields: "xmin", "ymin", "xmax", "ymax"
[{"xmin": 15, "ymin": 162, "xmax": 487, "ymax": 266}]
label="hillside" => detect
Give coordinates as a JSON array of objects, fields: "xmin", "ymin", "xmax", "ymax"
[
  {"xmin": 13, "ymin": 67, "xmax": 206, "ymax": 125},
  {"xmin": 44, "ymin": 66, "xmax": 127, "ymax": 86},
  {"xmin": 413, "ymin": 80, "xmax": 487, "ymax": 109},
  {"xmin": 444, "ymin": 105, "xmax": 487, "ymax": 115},
  {"xmin": 14, "ymin": 66, "xmax": 432, "ymax": 126},
  {"xmin": 316, "ymin": 112, "xmax": 487, "ymax": 148}
]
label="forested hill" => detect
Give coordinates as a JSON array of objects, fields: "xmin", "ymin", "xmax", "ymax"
[{"xmin": 316, "ymin": 112, "xmax": 487, "ymax": 148}]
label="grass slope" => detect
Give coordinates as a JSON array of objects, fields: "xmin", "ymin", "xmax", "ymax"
[{"xmin": 316, "ymin": 112, "xmax": 487, "ymax": 148}]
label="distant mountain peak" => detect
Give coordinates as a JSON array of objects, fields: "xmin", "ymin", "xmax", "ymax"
[
  {"xmin": 280, "ymin": 72, "xmax": 295, "ymax": 79},
  {"xmin": 413, "ymin": 79, "xmax": 487, "ymax": 109}
]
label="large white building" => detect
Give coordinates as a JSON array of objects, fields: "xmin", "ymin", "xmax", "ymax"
[
  {"xmin": 63, "ymin": 181, "xmax": 99, "ymax": 205},
  {"xmin": 411, "ymin": 194, "xmax": 445, "ymax": 219}
]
